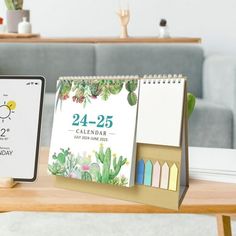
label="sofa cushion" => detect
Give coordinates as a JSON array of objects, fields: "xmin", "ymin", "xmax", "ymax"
[
  {"xmin": 0, "ymin": 43, "xmax": 95, "ymax": 93},
  {"xmin": 189, "ymin": 99, "xmax": 233, "ymax": 148},
  {"xmin": 95, "ymin": 44, "xmax": 204, "ymax": 97}
]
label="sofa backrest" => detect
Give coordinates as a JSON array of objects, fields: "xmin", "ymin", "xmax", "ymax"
[
  {"xmin": 96, "ymin": 44, "xmax": 204, "ymax": 97},
  {"xmin": 0, "ymin": 43, "xmax": 204, "ymax": 97},
  {"xmin": 0, "ymin": 43, "xmax": 95, "ymax": 92}
]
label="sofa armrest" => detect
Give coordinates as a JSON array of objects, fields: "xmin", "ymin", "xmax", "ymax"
[{"xmin": 203, "ymin": 55, "xmax": 236, "ymax": 147}]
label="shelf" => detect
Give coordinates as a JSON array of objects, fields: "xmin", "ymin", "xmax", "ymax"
[{"xmin": 0, "ymin": 37, "xmax": 201, "ymax": 44}]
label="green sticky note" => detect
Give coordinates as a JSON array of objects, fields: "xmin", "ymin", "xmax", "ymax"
[{"xmin": 144, "ymin": 160, "xmax": 153, "ymax": 186}]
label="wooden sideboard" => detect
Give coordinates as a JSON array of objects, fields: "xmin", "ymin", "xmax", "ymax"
[{"xmin": 0, "ymin": 37, "xmax": 201, "ymax": 44}]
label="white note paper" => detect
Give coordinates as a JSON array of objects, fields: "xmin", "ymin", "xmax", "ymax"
[{"xmin": 136, "ymin": 78, "xmax": 185, "ymax": 147}]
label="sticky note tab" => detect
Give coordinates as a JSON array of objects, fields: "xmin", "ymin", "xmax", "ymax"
[
  {"xmin": 136, "ymin": 159, "xmax": 145, "ymax": 185},
  {"xmin": 169, "ymin": 164, "xmax": 178, "ymax": 191},
  {"xmin": 144, "ymin": 160, "xmax": 153, "ymax": 186},
  {"xmin": 152, "ymin": 161, "xmax": 161, "ymax": 188},
  {"xmin": 160, "ymin": 162, "xmax": 169, "ymax": 189}
]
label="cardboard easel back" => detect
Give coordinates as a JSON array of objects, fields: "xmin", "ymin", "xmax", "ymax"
[{"xmin": 178, "ymin": 82, "xmax": 189, "ymax": 207}]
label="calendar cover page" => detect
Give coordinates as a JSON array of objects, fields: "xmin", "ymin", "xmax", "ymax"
[{"xmin": 49, "ymin": 78, "xmax": 139, "ymax": 187}]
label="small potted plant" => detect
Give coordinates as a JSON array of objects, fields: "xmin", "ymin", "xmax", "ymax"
[
  {"xmin": 5, "ymin": 0, "xmax": 30, "ymax": 33},
  {"xmin": 159, "ymin": 19, "xmax": 170, "ymax": 38}
]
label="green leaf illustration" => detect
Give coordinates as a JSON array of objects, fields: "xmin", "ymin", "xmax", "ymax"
[
  {"xmin": 127, "ymin": 92, "xmax": 137, "ymax": 106},
  {"xmin": 125, "ymin": 80, "xmax": 138, "ymax": 92}
]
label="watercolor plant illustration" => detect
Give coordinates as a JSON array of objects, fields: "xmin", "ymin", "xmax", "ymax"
[
  {"xmin": 56, "ymin": 79, "xmax": 138, "ymax": 108},
  {"xmin": 48, "ymin": 145, "xmax": 128, "ymax": 186},
  {"xmin": 95, "ymin": 144, "xmax": 128, "ymax": 185}
]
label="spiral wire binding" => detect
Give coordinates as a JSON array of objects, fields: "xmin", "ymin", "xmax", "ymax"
[
  {"xmin": 59, "ymin": 74, "xmax": 186, "ymax": 83},
  {"xmin": 59, "ymin": 75, "xmax": 139, "ymax": 82},
  {"xmin": 142, "ymin": 74, "xmax": 185, "ymax": 84}
]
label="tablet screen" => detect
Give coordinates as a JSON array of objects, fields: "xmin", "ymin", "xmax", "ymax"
[{"xmin": 0, "ymin": 76, "xmax": 44, "ymax": 181}]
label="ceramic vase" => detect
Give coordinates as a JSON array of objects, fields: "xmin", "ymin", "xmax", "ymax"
[
  {"xmin": 159, "ymin": 26, "xmax": 170, "ymax": 38},
  {"xmin": 6, "ymin": 10, "xmax": 30, "ymax": 33}
]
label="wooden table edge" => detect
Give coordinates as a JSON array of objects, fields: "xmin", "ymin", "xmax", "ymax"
[{"xmin": 0, "ymin": 204, "xmax": 236, "ymax": 214}]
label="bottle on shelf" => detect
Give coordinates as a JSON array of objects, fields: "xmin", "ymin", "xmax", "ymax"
[{"xmin": 18, "ymin": 17, "xmax": 32, "ymax": 34}]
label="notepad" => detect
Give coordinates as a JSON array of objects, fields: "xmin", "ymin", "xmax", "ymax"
[{"xmin": 136, "ymin": 76, "xmax": 185, "ymax": 147}]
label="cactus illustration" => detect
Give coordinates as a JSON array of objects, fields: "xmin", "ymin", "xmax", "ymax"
[
  {"xmin": 48, "ymin": 148, "xmax": 71, "ymax": 175},
  {"xmin": 89, "ymin": 163, "xmax": 100, "ymax": 181},
  {"xmin": 127, "ymin": 92, "xmax": 137, "ymax": 106},
  {"xmin": 81, "ymin": 171, "xmax": 92, "ymax": 181},
  {"xmin": 89, "ymin": 82, "xmax": 102, "ymax": 97},
  {"xmin": 95, "ymin": 145, "xmax": 127, "ymax": 184},
  {"xmin": 52, "ymin": 148, "xmax": 70, "ymax": 164},
  {"xmin": 125, "ymin": 80, "xmax": 138, "ymax": 105},
  {"xmin": 48, "ymin": 162, "xmax": 65, "ymax": 176},
  {"xmin": 49, "ymin": 146, "xmax": 128, "ymax": 185},
  {"xmin": 108, "ymin": 80, "xmax": 123, "ymax": 94},
  {"xmin": 125, "ymin": 80, "xmax": 138, "ymax": 92},
  {"xmin": 49, "ymin": 148, "xmax": 81, "ymax": 177}
]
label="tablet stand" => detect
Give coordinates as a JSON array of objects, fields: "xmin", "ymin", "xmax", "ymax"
[{"xmin": 0, "ymin": 177, "xmax": 17, "ymax": 188}]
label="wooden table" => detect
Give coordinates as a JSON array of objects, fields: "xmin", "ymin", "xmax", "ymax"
[
  {"xmin": 0, "ymin": 148, "xmax": 235, "ymax": 236},
  {"xmin": 0, "ymin": 37, "xmax": 201, "ymax": 44}
]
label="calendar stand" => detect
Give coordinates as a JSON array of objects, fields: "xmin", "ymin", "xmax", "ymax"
[{"xmin": 0, "ymin": 177, "xmax": 17, "ymax": 188}]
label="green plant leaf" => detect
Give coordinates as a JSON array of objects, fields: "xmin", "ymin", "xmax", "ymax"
[
  {"xmin": 109, "ymin": 81, "xmax": 123, "ymax": 94},
  {"xmin": 127, "ymin": 92, "xmax": 137, "ymax": 106},
  {"xmin": 125, "ymin": 80, "xmax": 138, "ymax": 92},
  {"xmin": 5, "ymin": 0, "xmax": 15, "ymax": 10},
  {"xmin": 187, "ymin": 93, "xmax": 196, "ymax": 118},
  {"xmin": 57, "ymin": 153, "xmax": 66, "ymax": 164},
  {"xmin": 101, "ymin": 86, "xmax": 111, "ymax": 101}
]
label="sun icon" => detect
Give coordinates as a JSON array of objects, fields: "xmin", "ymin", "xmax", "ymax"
[{"xmin": 0, "ymin": 100, "xmax": 16, "ymax": 123}]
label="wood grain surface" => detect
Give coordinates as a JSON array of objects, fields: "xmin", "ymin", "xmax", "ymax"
[
  {"xmin": 0, "ymin": 33, "xmax": 40, "ymax": 39},
  {"xmin": 0, "ymin": 37, "xmax": 201, "ymax": 44},
  {"xmin": 0, "ymin": 148, "xmax": 235, "ymax": 214}
]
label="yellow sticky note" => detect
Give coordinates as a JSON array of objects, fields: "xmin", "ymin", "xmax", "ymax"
[{"xmin": 169, "ymin": 164, "xmax": 178, "ymax": 191}]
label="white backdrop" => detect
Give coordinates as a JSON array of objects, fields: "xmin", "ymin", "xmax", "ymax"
[{"xmin": 0, "ymin": 0, "xmax": 236, "ymax": 55}]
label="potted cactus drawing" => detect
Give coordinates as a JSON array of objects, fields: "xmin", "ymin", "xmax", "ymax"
[
  {"xmin": 95, "ymin": 145, "xmax": 127, "ymax": 185},
  {"xmin": 48, "ymin": 145, "xmax": 128, "ymax": 186}
]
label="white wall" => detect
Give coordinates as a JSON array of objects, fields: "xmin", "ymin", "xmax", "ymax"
[{"xmin": 0, "ymin": 0, "xmax": 236, "ymax": 55}]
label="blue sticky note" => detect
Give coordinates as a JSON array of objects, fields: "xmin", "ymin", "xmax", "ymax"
[{"xmin": 136, "ymin": 159, "xmax": 145, "ymax": 185}]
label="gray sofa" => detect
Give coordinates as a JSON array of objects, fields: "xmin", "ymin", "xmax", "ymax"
[{"xmin": 0, "ymin": 43, "xmax": 234, "ymax": 148}]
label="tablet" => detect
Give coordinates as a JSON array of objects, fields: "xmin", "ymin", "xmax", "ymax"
[{"xmin": 0, "ymin": 76, "xmax": 45, "ymax": 182}]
